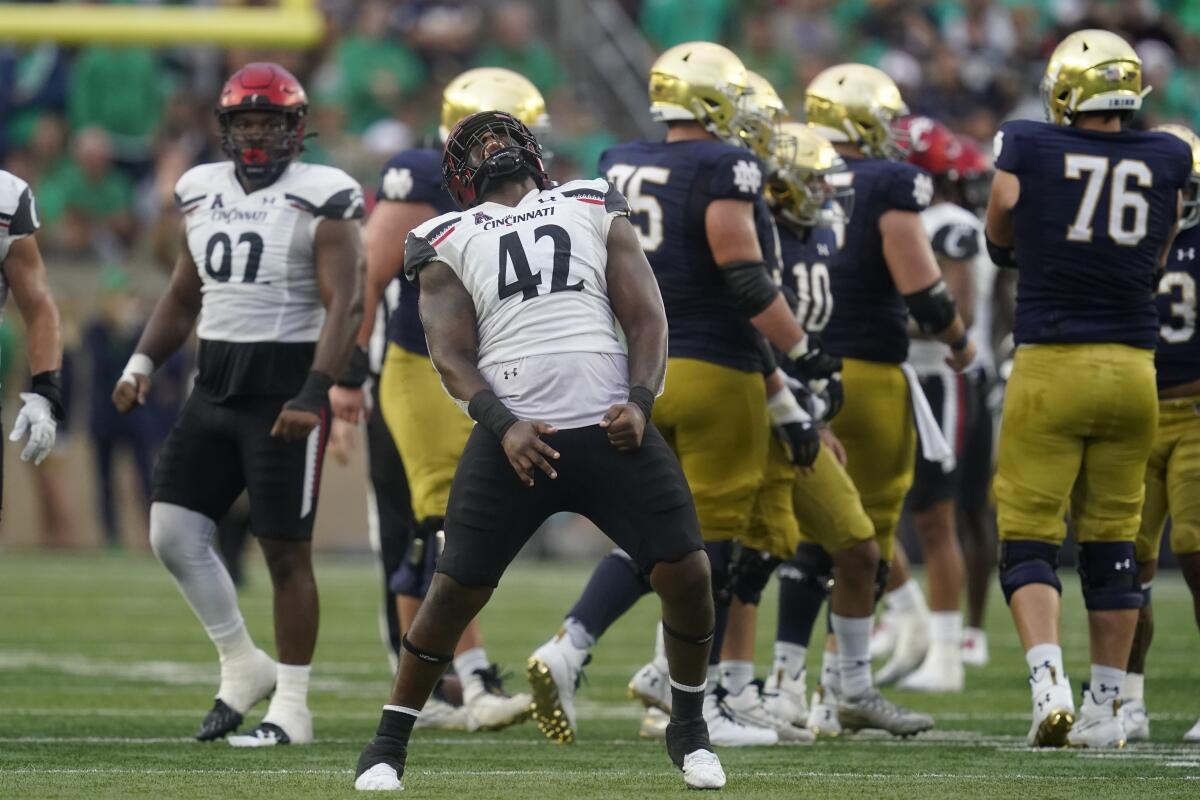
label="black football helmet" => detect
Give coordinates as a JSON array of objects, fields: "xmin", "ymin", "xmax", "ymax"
[{"xmin": 442, "ymin": 110, "xmax": 550, "ymax": 209}]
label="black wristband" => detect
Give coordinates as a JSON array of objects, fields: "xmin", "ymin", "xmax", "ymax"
[
  {"xmin": 286, "ymin": 370, "xmax": 334, "ymax": 414},
  {"xmin": 628, "ymin": 385, "xmax": 655, "ymax": 422},
  {"xmin": 986, "ymin": 236, "xmax": 1016, "ymax": 268},
  {"xmin": 336, "ymin": 345, "xmax": 370, "ymax": 388},
  {"xmin": 31, "ymin": 370, "xmax": 65, "ymax": 422},
  {"xmin": 468, "ymin": 389, "xmax": 519, "ymax": 441}
]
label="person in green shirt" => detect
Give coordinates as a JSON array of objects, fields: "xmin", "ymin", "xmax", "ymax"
[
  {"xmin": 67, "ymin": 46, "xmax": 167, "ymax": 163},
  {"xmin": 332, "ymin": 0, "xmax": 427, "ymax": 134},
  {"xmin": 39, "ymin": 127, "xmax": 134, "ymax": 256},
  {"xmin": 640, "ymin": 0, "xmax": 732, "ymax": 50},
  {"xmin": 472, "ymin": 1, "xmax": 563, "ymax": 96}
]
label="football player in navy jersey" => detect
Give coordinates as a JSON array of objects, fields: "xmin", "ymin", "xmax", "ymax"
[
  {"xmin": 802, "ymin": 63, "xmax": 974, "ymax": 726},
  {"xmin": 526, "ymin": 44, "xmax": 838, "ymax": 748},
  {"xmin": 1120, "ymin": 123, "xmax": 1200, "ymax": 744},
  {"xmin": 985, "ymin": 30, "xmax": 1191, "ymax": 748},
  {"xmin": 327, "ymin": 68, "xmax": 538, "ymax": 732}
]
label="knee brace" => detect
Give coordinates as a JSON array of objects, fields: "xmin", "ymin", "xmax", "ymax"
[
  {"xmin": 777, "ymin": 543, "xmax": 834, "ymax": 595},
  {"xmin": 999, "ymin": 540, "xmax": 1062, "ymax": 604},
  {"xmin": 705, "ymin": 540, "xmax": 736, "ymax": 608},
  {"xmin": 1077, "ymin": 541, "xmax": 1143, "ymax": 611},
  {"xmin": 874, "ymin": 559, "xmax": 890, "ymax": 604},
  {"xmin": 389, "ymin": 516, "xmax": 445, "ymax": 599},
  {"xmin": 731, "ymin": 547, "xmax": 782, "ymax": 606}
]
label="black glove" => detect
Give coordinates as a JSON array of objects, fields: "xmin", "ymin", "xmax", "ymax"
[
  {"xmin": 819, "ymin": 370, "xmax": 844, "ymax": 421},
  {"xmin": 785, "ymin": 333, "xmax": 842, "ymax": 388},
  {"xmin": 767, "ymin": 387, "xmax": 821, "ymax": 468}
]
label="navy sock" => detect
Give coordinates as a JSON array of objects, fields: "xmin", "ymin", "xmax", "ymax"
[
  {"xmin": 566, "ymin": 552, "xmax": 652, "ymax": 640},
  {"xmin": 776, "ymin": 568, "xmax": 828, "ymax": 647}
]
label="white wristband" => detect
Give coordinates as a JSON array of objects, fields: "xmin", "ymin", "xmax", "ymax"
[
  {"xmin": 767, "ymin": 387, "xmax": 809, "ymax": 426},
  {"xmin": 786, "ymin": 337, "xmax": 809, "ymax": 361},
  {"xmin": 119, "ymin": 353, "xmax": 155, "ymax": 387}
]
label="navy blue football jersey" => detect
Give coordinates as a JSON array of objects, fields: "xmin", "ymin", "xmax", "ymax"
[
  {"xmin": 1155, "ymin": 221, "xmax": 1200, "ymax": 389},
  {"xmin": 775, "ymin": 221, "xmax": 839, "ymax": 333},
  {"xmin": 823, "ymin": 158, "xmax": 932, "ymax": 363},
  {"xmin": 600, "ymin": 139, "xmax": 770, "ymax": 373},
  {"xmin": 995, "ymin": 119, "xmax": 1192, "ymax": 349},
  {"xmin": 376, "ymin": 148, "xmax": 459, "ymax": 356}
]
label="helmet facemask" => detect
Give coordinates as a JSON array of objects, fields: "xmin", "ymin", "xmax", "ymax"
[
  {"xmin": 443, "ymin": 111, "xmax": 550, "ymax": 209},
  {"xmin": 219, "ymin": 109, "xmax": 304, "ymax": 185}
]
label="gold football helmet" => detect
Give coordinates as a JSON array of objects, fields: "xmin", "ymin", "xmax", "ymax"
[
  {"xmin": 1041, "ymin": 29, "xmax": 1149, "ymax": 125},
  {"xmin": 1155, "ymin": 123, "xmax": 1200, "ymax": 229},
  {"xmin": 739, "ymin": 71, "xmax": 788, "ymax": 162},
  {"xmin": 440, "ymin": 67, "xmax": 548, "ymax": 141},
  {"xmin": 804, "ymin": 63, "xmax": 909, "ymax": 159},
  {"xmin": 648, "ymin": 41, "xmax": 749, "ymax": 145},
  {"xmin": 768, "ymin": 121, "xmax": 850, "ymax": 229}
]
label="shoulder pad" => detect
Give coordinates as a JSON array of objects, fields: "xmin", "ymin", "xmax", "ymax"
[
  {"xmin": 404, "ymin": 214, "xmax": 462, "ymax": 281},
  {"xmin": 285, "ymin": 166, "xmax": 365, "ymax": 220}
]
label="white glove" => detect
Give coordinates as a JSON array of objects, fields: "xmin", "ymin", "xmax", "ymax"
[{"xmin": 9, "ymin": 392, "xmax": 57, "ymax": 466}]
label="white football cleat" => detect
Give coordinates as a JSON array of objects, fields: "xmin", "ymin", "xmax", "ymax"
[
  {"xmin": 1120, "ymin": 698, "xmax": 1150, "ymax": 741},
  {"xmin": 874, "ymin": 607, "xmax": 929, "ymax": 686},
  {"xmin": 838, "ymin": 688, "xmax": 934, "ymax": 737},
  {"xmin": 763, "ymin": 666, "xmax": 808, "ymax": 725},
  {"xmin": 527, "ymin": 633, "xmax": 586, "ymax": 744},
  {"xmin": 681, "ymin": 749, "xmax": 726, "ymax": 790},
  {"xmin": 1027, "ymin": 666, "xmax": 1075, "ymax": 747},
  {"xmin": 1183, "ymin": 717, "xmax": 1200, "ymax": 742},
  {"xmin": 703, "ymin": 692, "xmax": 778, "ymax": 746},
  {"xmin": 961, "ymin": 627, "xmax": 989, "ymax": 667},
  {"xmin": 413, "ymin": 696, "xmax": 470, "ymax": 731},
  {"xmin": 228, "ymin": 705, "xmax": 312, "ymax": 747},
  {"xmin": 897, "ymin": 642, "xmax": 964, "ymax": 693},
  {"xmin": 722, "ymin": 682, "xmax": 814, "ymax": 744},
  {"xmin": 1067, "ymin": 689, "xmax": 1125, "ymax": 749},
  {"xmin": 870, "ymin": 612, "xmax": 899, "ymax": 659},
  {"xmin": 354, "ymin": 763, "xmax": 402, "ymax": 791},
  {"xmin": 627, "ymin": 659, "xmax": 672, "ymax": 713},
  {"xmin": 463, "ymin": 665, "xmax": 532, "ymax": 731},
  {"xmin": 638, "ymin": 706, "xmax": 669, "ymax": 739},
  {"xmin": 806, "ymin": 686, "xmax": 842, "ymax": 737}
]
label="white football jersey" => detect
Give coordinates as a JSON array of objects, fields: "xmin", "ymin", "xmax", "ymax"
[
  {"xmin": 176, "ymin": 161, "xmax": 365, "ymax": 344},
  {"xmin": 909, "ymin": 202, "xmax": 996, "ymax": 375},
  {"xmin": 406, "ymin": 178, "xmax": 634, "ymax": 428},
  {"xmin": 0, "ymin": 169, "xmax": 40, "ymax": 323}
]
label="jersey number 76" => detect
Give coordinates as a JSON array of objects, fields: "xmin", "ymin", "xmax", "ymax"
[{"xmin": 1063, "ymin": 154, "xmax": 1151, "ymax": 246}]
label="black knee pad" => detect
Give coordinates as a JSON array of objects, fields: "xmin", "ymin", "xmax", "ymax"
[
  {"xmin": 999, "ymin": 540, "xmax": 1062, "ymax": 604},
  {"xmin": 706, "ymin": 540, "xmax": 736, "ymax": 608},
  {"xmin": 778, "ymin": 542, "xmax": 834, "ymax": 595},
  {"xmin": 389, "ymin": 516, "xmax": 445, "ymax": 599},
  {"xmin": 874, "ymin": 559, "xmax": 890, "ymax": 604},
  {"xmin": 731, "ymin": 547, "xmax": 781, "ymax": 606},
  {"xmin": 1078, "ymin": 541, "xmax": 1142, "ymax": 611}
]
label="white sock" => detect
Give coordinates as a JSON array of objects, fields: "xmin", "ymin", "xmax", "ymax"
[
  {"xmin": 773, "ymin": 641, "xmax": 807, "ymax": 681},
  {"xmin": 964, "ymin": 626, "xmax": 986, "ymax": 641},
  {"xmin": 562, "ymin": 617, "xmax": 595, "ymax": 651},
  {"xmin": 1090, "ymin": 664, "xmax": 1124, "ymax": 702},
  {"xmin": 706, "ymin": 663, "xmax": 720, "ymax": 693},
  {"xmin": 213, "ymin": 622, "xmax": 258, "ymax": 667},
  {"xmin": 820, "ymin": 648, "xmax": 839, "ymax": 690},
  {"xmin": 888, "ymin": 579, "xmax": 924, "ymax": 614},
  {"xmin": 1024, "ymin": 643, "xmax": 1064, "ymax": 684},
  {"xmin": 266, "ymin": 663, "xmax": 311, "ymax": 716},
  {"xmin": 929, "ymin": 611, "xmax": 963, "ymax": 644},
  {"xmin": 652, "ymin": 623, "xmax": 668, "ymax": 671},
  {"xmin": 831, "ymin": 613, "xmax": 872, "ymax": 698},
  {"xmin": 1122, "ymin": 672, "xmax": 1144, "ymax": 701},
  {"xmin": 719, "ymin": 660, "xmax": 754, "ymax": 695},
  {"xmin": 454, "ymin": 647, "xmax": 489, "ymax": 681}
]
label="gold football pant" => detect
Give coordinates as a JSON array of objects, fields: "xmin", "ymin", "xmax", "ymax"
[
  {"xmin": 995, "ymin": 343, "xmax": 1158, "ymax": 546},
  {"xmin": 828, "ymin": 358, "xmax": 915, "ymax": 561},
  {"xmin": 378, "ymin": 343, "xmax": 474, "ymax": 521},
  {"xmin": 1136, "ymin": 395, "xmax": 1200, "ymax": 563},
  {"xmin": 653, "ymin": 358, "xmax": 768, "ymax": 542}
]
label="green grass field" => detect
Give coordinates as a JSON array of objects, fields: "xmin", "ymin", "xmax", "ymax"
[{"xmin": 2, "ymin": 551, "xmax": 1199, "ymax": 799}]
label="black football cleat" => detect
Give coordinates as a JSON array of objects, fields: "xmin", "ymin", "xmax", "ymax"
[{"xmin": 195, "ymin": 699, "xmax": 243, "ymax": 741}]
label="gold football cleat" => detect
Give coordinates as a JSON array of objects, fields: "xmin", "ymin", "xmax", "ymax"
[{"xmin": 526, "ymin": 656, "xmax": 575, "ymax": 745}]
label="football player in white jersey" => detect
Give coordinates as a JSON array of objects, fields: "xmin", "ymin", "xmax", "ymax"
[
  {"xmin": 111, "ymin": 63, "xmax": 364, "ymax": 747},
  {"xmin": 354, "ymin": 111, "xmax": 724, "ymax": 792},
  {"xmin": 0, "ymin": 170, "xmax": 65, "ymax": 483}
]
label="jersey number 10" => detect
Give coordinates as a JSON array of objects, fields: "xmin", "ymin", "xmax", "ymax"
[{"xmin": 1063, "ymin": 155, "xmax": 1151, "ymax": 246}]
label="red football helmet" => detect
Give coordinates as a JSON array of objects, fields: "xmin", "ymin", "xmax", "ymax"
[
  {"xmin": 953, "ymin": 135, "xmax": 993, "ymax": 213},
  {"xmin": 442, "ymin": 110, "xmax": 550, "ymax": 209},
  {"xmin": 899, "ymin": 115, "xmax": 962, "ymax": 178},
  {"xmin": 216, "ymin": 62, "xmax": 308, "ymax": 184}
]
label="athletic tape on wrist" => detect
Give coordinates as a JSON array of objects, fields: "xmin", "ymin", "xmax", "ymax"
[{"xmin": 119, "ymin": 353, "xmax": 155, "ymax": 387}]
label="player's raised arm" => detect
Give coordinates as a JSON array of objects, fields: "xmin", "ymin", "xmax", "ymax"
[
  {"xmin": 601, "ymin": 214, "xmax": 667, "ymax": 450},
  {"xmin": 271, "ymin": 217, "xmax": 365, "ymax": 441},
  {"xmin": 113, "ymin": 228, "xmax": 202, "ymax": 413}
]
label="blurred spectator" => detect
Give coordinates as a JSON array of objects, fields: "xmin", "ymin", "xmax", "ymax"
[
  {"xmin": 473, "ymin": 1, "xmax": 564, "ymax": 96},
  {"xmin": 38, "ymin": 127, "xmax": 135, "ymax": 262},
  {"xmin": 738, "ymin": 12, "xmax": 795, "ymax": 98},
  {"xmin": 0, "ymin": 43, "xmax": 70, "ymax": 165},
  {"xmin": 331, "ymin": 0, "xmax": 427, "ymax": 134},
  {"xmin": 67, "ymin": 45, "xmax": 168, "ymax": 175},
  {"xmin": 82, "ymin": 267, "xmax": 188, "ymax": 550},
  {"xmin": 640, "ymin": 0, "xmax": 732, "ymax": 51}
]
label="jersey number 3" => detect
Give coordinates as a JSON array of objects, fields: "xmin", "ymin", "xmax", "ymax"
[
  {"xmin": 1159, "ymin": 271, "xmax": 1196, "ymax": 343},
  {"xmin": 497, "ymin": 224, "xmax": 581, "ymax": 301},
  {"xmin": 1063, "ymin": 155, "xmax": 1151, "ymax": 246}
]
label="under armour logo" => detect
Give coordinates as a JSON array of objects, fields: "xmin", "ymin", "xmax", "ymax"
[
  {"xmin": 261, "ymin": 195, "xmax": 276, "ymax": 205},
  {"xmin": 817, "ymin": 243, "xmax": 831, "ymax": 256},
  {"xmin": 503, "ymin": 367, "xmax": 518, "ymax": 380},
  {"xmin": 1178, "ymin": 247, "xmax": 1196, "ymax": 261},
  {"xmin": 732, "ymin": 160, "xmax": 762, "ymax": 194},
  {"xmin": 1115, "ymin": 558, "xmax": 1131, "ymax": 571}
]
